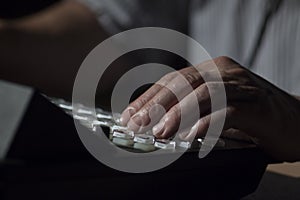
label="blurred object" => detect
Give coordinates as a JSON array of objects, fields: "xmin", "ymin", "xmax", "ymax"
[
  {"xmin": 0, "ymin": 80, "xmax": 32, "ymax": 159},
  {"xmin": 243, "ymin": 171, "xmax": 300, "ymax": 200},
  {"xmin": 267, "ymin": 162, "xmax": 300, "ymax": 178},
  {"xmin": 0, "ymin": 0, "xmax": 61, "ymax": 19},
  {"xmin": 0, "ymin": 0, "xmax": 107, "ymax": 100}
]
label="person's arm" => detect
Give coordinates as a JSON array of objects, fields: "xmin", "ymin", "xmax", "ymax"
[
  {"xmin": 0, "ymin": 0, "xmax": 108, "ymax": 99},
  {"xmin": 120, "ymin": 56, "xmax": 300, "ymax": 162}
]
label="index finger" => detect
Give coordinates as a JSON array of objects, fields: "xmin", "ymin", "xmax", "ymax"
[{"xmin": 120, "ymin": 72, "xmax": 177, "ymax": 125}]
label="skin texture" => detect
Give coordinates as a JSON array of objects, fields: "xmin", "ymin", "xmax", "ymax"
[{"xmin": 121, "ymin": 56, "xmax": 300, "ymax": 162}]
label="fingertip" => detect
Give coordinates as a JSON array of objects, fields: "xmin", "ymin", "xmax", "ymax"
[
  {"xmin": 179, "ymin": 131, "xmax": 189, "ymax": 140},
  {"xmin": 152, "ymin": 121, "xmax": 165, "ymax": 137},
  {"xmin": 127, "ymin": 112, "xmax": 147, "ymax": 133},
  {"xmin": 120, "ymin": 107, "xmax": 136, "ymax": 126},
  {"xmin": 127, "ymin": 118, "xmax": 140, "ymax": 132},
  {"xmin": 182, "ymin": 122, "xmax": 201, "ymax": 141}
]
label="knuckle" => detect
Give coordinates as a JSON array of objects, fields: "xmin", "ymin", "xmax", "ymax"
[
  {"xmin": 214, "ymin": 56, "xmax": 235, "ymax": 65},
  {"xmin": 158, "ymin": 87, "xmax": 173, "ymax": 101},
  {"xmin": 200, "ymin": 117, "xmax": 210, "ymax": 129},
  {"xmin": 163, "ymin": 115, "xmax": 174, "ymax": 127},
  {"xmin": 159, "ymin": 72, "xmax": 176, "ymax": 85},
  {"xmin": 227, "ymin": 106, "xmax": 237, "ymax": 116},
  {"xmin": 169, "ymin": 105, "xmax": 181, "ymax": 119},
  {"xmin": 214, "ymin": 56, "xmax": 241, "ymax": 71},
  {"xmin": 230, "ymin": 67, "xmax": 249, "ymax": 77},
  {"xmin": 196, "ymin": 83, "xmax": 210, "ymax": 100},
  {"xmin": 185, "ymin": 72, "xmax": 200, "ymax": 87},
  {"xmin": 143, "ymin": 100, "xmax": 161, "ymax": 114},
  {"xmin": 133, "ymin": 96, "xmax": 149, "ymax": 108},
  {"xmin": 162, "ymin": 107, "xmax": 181, "ymax": 126},
  {"xmin": 142, "ymin": 103, "xmax": 153, "ymax": 113}
]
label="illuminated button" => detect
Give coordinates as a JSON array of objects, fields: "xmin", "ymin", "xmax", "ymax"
[
  {"xmin": 198, "ymin": 138, "xmax": 225, "ymax": 147},
  {"xmin": 133, "ymin": 143, "xmax": 156, "ymax": 152},
  {"xmin": 111, "ymin": 125, "xmax": 134, "ymax": 139},
  {"xmin": 134, "ymin": 134, "xmax": 155, "ymax": 144},
  {"xmin": 177, "ymin": 140, "xmax": 192, "ymax": 149},
  {"xmin": 112, "ymin": 138, "xmax": 134, "ymax": 147},
  {"xmin": 154, "ymin": 139, "xmax": 176, "ymax": 149}
]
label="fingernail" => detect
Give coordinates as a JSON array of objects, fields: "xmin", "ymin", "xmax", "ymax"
[
  {"xmin": 132, "ymin": 113, "xmax": 143, "ymax": 126},
  {"xmin": 127, "ymin": 113, "xmax": 143, "ymax": 132},
  {"xmin": 180, "ymin": 123, "xmax": 198, "ymax": 140},
  {"xmin": 120, "ymin": 107, "xmax": 136, "ymax": 125},
  {"xmin": 188, "ymin": 123, "xmax": 199, "ymax": 140},
  {"xmin": 152, "ymin": 121, "xmax": 165, "ymax": 136},
  {"xmin": 179, "ymin": 132, "xmax": 189, "ymax": 140}
]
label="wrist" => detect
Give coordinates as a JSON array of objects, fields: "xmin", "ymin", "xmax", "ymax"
[
  {"xmin": 293, "ymin": 95, "xmax": 300, "ymax": 101},
  {"xmin": 291, "ymin": 95, "xmax": 300, "ymax": 112}
]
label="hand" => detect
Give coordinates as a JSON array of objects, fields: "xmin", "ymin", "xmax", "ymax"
[{"xmin": 120, "ymin": 56, "xmax": 300, "ymax": 162}]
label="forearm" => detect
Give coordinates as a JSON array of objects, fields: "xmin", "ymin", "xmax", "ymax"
[{"xmin": 0, "ymin": 0, "xmax": 108, "ymax": 99}]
